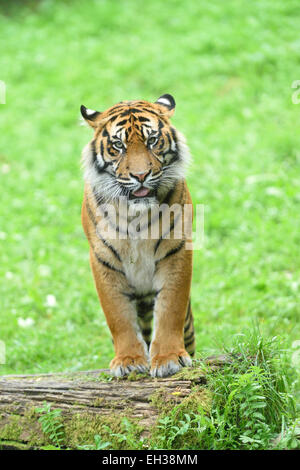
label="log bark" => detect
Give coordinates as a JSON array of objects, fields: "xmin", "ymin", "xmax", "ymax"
[{"xmin": 0, "ymin": 356, "xmax": 229, "ymax": 449}]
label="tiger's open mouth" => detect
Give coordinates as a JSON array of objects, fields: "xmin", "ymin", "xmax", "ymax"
[{"xmin": 129, "ymin": 187, "xmax": 154, "ymax": 200}]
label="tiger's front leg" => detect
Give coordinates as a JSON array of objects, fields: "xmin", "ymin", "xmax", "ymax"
[
  {"xmin": 89, "ymin": 249, "xmax": 149, "ymax": 377},
  {"xmin": 151, "ymin": 242, "xmax": 193, "ymax": 377}
]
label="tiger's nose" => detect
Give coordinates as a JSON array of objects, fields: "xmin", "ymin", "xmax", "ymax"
[{"xmin": 131, "ymin": 171, "xmax": 150, "ymax": 182}]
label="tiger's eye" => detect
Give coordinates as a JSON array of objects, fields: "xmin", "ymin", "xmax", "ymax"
[
  {"xmin": 148, "ymin": 136, "xmax": 157, "ymax": 146},
  {"xmin": 113, "ymin": 140, "xmax": 124, "ymax": 150}
]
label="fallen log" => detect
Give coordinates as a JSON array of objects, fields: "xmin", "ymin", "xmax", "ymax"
[{"xmin": 0, "ymin": 356, "xmax": 229, "ymax": 450}]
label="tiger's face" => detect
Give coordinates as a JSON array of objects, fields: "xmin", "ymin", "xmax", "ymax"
[{"xmin": 81, "ymin": 94, "xmax": 190, "ymax": 207}]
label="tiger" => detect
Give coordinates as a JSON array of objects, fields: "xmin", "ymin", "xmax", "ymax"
[{"xmin": 80, "ymin": 94, "xmax": 195, "ymax": 377}]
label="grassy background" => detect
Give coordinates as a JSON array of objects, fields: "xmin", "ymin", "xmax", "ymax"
[{"xmin": 0, "ymin": 0, "xmax": 300, "ymax": 377}]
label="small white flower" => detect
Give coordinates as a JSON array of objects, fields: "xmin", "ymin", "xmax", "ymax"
[
  {"xmin": 38, "ymin": 265, "xmax": 51, "ymax": 277},
  {"xmin": 18, "ymin": 317, "xmax": 35, "ymax": 328},
  {"xmin": 1, "ymin": 164, "xmax": 10, "ymax": 174},
  {"xmin": 0, "ymin": 232, "xmax": 7, "ymax": 240},
  {"xmin": 45, "ymin": 294, "xmax": 57, "ymax": 307},
  {"xmin": 291, "ymin": 281, "xmax": 299, "ymax": 292},
  {"xmin": 265, "ymin": 187, "xmax": 283, "ymax": 197},
  {"xmin": 5, "ymin": 271, "xmax": 13, "ymax": 279}
]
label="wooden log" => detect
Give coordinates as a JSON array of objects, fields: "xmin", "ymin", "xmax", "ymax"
[{"xmin": 0, "ymin": 357, "xmax": 229, "ymax": 449}]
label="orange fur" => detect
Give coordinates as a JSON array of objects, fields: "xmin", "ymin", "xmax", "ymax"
[{"xmin": 80, "ymin": 95, "xmax": 194, "ymax": 377}]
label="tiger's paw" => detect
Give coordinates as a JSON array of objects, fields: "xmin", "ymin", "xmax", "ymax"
[
  {"xmin": 150, "ymin": 351, "xmax": 192, "ymax": 378},
  {"xmin": 110, "ymin": 355, "xmax": 149, "ymax": 377}
]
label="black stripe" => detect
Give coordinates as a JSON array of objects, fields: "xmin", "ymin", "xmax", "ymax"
[
  {"xmin": 93, "ymin": 250, "xmax": 125, "ymax": 276},
  {"xmin": 85, "ymin": 199, "xmax": 122, "ymax": 263},
  {"xmin": 155, "ymin": 240, "xmax": 185, "ymax": 266},
  {"xmin": 170, "ymin": 127, "xmax": 178, "ymax": 145},
  {"xmin": 154, "ymin": 238, "xmax": 161, "ymax": 255},
  {"xmin": 138, "ymin": 116, "xmax": 151, "ymax": 122},
  {"xmin": 122, "ymin": 292, "xmax": 136, "ymax": 301},
  {"xmin": 89, "ymin": 237, "xmax": 125, "ymax": 276},
  {"xmin": 91, "ymin": 142, "xmax": 113, "ymax": 173},
  {"xmin": 128, "ymin": 107, "xmax": 144, "ymax": 113},
  {"xmin": 107, "ymin": 146, "xmax": 117, "ymax": 157},
  {"xmin": 100, "ymin": 141, "xmax": 104, "ymax": 156},
  {"xmin": 141, "ymin": 328, "xmax": 152, "ymax": 337},
  {"xmin": 116, "ymin": 119, "xmax": 128, "ymax": 126},
  {"xmin": 185, "ymin": 337, "xmax": 195, "ymax": 348},
  {"xmin": 108, "ymin": 114, "xmax": 118, "ymax": 123},
  {"xmin": 97, "ymin": 234, "xmax": 122, "ymax": 262},
  {"xmin": 140, "ymin": 108, "xmax": 159, "ymax": 116},
  {"xmin": 91, "ymin": 140, "xmax": 97, "ymax": 164},
  {"xmin": 184, "ymin": 331, "xmax": 194, "ymax": 343},
  {"xmin": 137, "ymin": 301, "xmax": 154, "ymax": 317},
  {"xmin": 120, "ymin": 110, "xmax": 131, "ymax": 117},
  {"xmin": 154, "ymin": 211, "xmax": 182, "ymax": 254},
  {"xmin": 184, "ymin": 301, "xmax": 192, "ymax": 332},
  {"xmin": 184, "ymin": 317, "xmax": 192, "ymax": 333},
  {"xmin": 158, "ymin": 119, "xmax": 164, "ymax": 130},
  {"xmin": 138, "ymin": 314, "xmax": 153, "ymax": 324},
  {"xmin": 186, "ymin": 299, "xmax": 191, "ymax": 318},
  {"xmin": 185, "ymin": 307, "xmax": 191, "ymax": 323},
  {"xmin": 166, "ymin": 133, "xmax": 172, "ymax": 147},
  {"xmin": 158, "ymin": 140, "xmax": 164, "ymax": 150},
  {"xmin": 123, "ymin": 291, "xmax": 157, "ymax": 301}
]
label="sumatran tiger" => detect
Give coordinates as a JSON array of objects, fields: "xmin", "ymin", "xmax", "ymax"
[{"xmin": 80, "ymin": 94, "xmax": 195, "ymax": 377}]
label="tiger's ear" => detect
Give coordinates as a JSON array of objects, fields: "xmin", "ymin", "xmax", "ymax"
[
  {"xmin": 80, "ymin": 105, "xmax": 102, "ymax": 128},
  {"xmin": 154, "ymin": 94, "xmax": 176, "ymax": 117}
]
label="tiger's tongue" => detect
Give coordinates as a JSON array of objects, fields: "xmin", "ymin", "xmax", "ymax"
[{"xmin": 132, "ymin": 187, "xmax": 150, "ymax": 197}]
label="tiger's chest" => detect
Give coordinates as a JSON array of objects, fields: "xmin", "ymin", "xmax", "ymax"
[{"xmin": 120, "ymin": 240, "xmax": 156, "ymax": 295}]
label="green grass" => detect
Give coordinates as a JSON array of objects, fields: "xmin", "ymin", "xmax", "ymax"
[
  {"xmin": 151, "ymin": 333, "xmax": 299, "ymax": 450},
  {"xmin": 0, "ymin": 0, "xmax": 299, "ymax": 417}
]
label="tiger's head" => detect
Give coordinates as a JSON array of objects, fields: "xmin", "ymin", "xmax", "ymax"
[{"xmin": 81, "ymin": 94, "xmax": 190, "ymax": 208}]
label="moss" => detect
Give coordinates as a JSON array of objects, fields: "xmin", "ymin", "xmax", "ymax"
[
  {"xmin": 149, "ymin": 388, "xmax": 181, "ymax": 414},
  {"xmin": 75, "ymin": 372, "xmax": 114, "ymax": 383},
  {"xmin": 93, "ymin": 398, "xmax": 105, "ymax": 407},
  {"xmin": 0, "ymin": 408, "xmax": 51, "ymax": 448},
  {"xmin": 150, "ymin": 385, "xmax": 212, "ymax": 418},
  {"xmin": 64, "ymin": 412, "xmax": 142, "ymax": 449},
  {"xmin": 97, "ymin": 372, "xmax": 114, "ymax": 382},
  {"xmin": 172, "ymin": 387, "xmax": 212, "ymax": 417},
  {"xmin": 0, "ymin": 405, "xmax": 143, "ymax": 450},
  {"xmin": 0, "ymin": 415, "xmax": 23, "ymax": 441},
  {"xmin": 172, "ymin": 366, "xmax": 207, "ymax": 384},
  {"xmin": 0, "ymin": 439, "xmax": 29, "ymax": 450},
  {"xmin": 64, "ymin": 413, "xmax": 118, "ymax": 448},
  {"xmin": 125, "ymin": 371, "xmax": 149, "ymax": 381}
]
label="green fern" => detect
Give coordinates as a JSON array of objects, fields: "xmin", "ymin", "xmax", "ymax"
[
  {"xmin": 77, "ymin": 434, "xmax": 111, "ymax": 450},
  {"xmin": 36, "ymin": 402, "xmax": 65, "ymax": 449}
]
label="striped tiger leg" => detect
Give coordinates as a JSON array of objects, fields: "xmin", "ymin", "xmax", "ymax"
[
  {"xmin": 183, "ymin": 299, "xmax": 195, "ymax": 357},
  {"xmin": 88, "ymin": 249, "xmax": 149, "ymax": 377},
  {"xmin": 136, "ymin": 298, "xmax": 154, "ymax": 349},
  {"xmin": 150, "ymin": 244, "xmax": 193, "ymax": 377}
]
